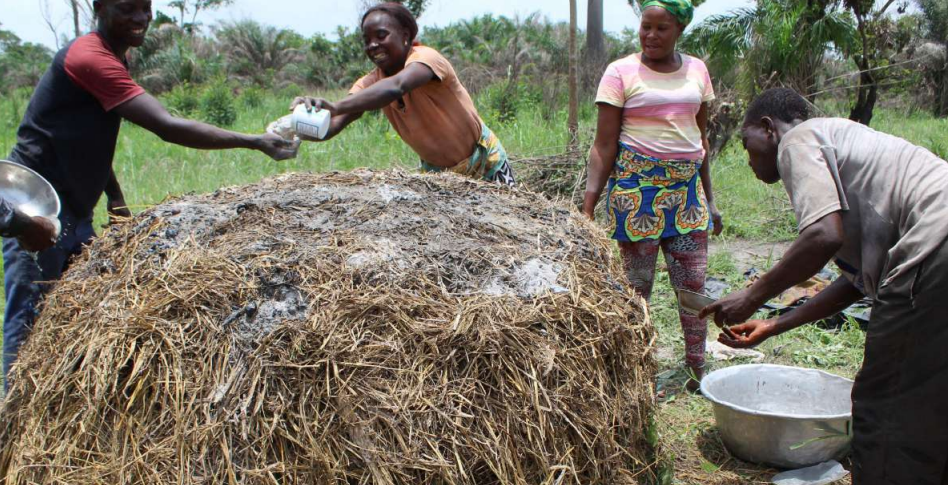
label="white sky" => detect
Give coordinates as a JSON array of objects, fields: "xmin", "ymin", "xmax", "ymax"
[{"xmin": 5, "ymin": 0, "xmax": 753, "ymax": 50}]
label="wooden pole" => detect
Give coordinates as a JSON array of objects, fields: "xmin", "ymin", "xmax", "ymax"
[
  {"xmin": 568, "ymin": 0, "xmax": 579, "ymax": 148},
  {"xmin": 71, "ymin": 0, "xmax": 81, "ymax": 38}
]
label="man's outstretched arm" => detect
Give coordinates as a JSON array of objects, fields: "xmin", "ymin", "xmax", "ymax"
[{"xmin": 114, "ymin": 93, "xmax": 299, "ymax": 160}]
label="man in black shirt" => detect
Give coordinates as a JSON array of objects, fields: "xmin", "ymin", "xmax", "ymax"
[{"xmin": 3, "ymin": 0, "xmax": 298, "ymax": 387}]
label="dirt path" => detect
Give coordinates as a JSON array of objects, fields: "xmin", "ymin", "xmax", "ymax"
[{"xmin": 709, "ymin": 238, "xmax": 792, "ymax": 271}]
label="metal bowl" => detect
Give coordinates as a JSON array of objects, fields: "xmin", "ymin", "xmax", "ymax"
[
  {"xmin": 0, "ymin": 160, "xmax": 60, "ymax": 219},
  {"xmin": 701, "ymin": 364, "xmax": 853, "ymax": 469}
]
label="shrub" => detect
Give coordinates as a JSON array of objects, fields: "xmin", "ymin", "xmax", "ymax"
[
  {"xmin": 278, "ymin": 82, "xmax": 304, "ymax": 99},
  {"xmin": 200, "ymin": 79, "xmax": 237, "ymax": 127},
  {"xmin": 130, "ymin": 24, "xmax": 220, "ymax": 93},
  {"xmin": 164, "ymin": 83, "xmax": 199, "ymax": 116},
  {"xmin": 303, "ymin": 28, "xmax": 373, "ymax": 89},
  {"xmin": 238, "ymin": 86, "xmax": 264, "ymax": 109},
  {"xmin": 481, "ymin": 79, "xmax": 544, "ymax": 123}
]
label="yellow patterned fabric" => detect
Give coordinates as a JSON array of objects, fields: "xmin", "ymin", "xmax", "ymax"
[
  {"xmin": 420, "ymin": 123, "xmax": 509, "ymax": 181},
  {"xmin": 607, "ymin": 143, "xmax": 710, "ymax": 241}
]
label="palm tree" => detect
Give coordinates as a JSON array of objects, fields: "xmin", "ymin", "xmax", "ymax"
[
  {"xmin": 681, "ymin": 0, "xmax": 856, "ymax": 98},
  {"xmin": 399, "ymin": 0, "xmax": 431, "ymax": 18},
  {"xmin": 215, "ymin": 20, "xmax": 303, "ymax": 86}
]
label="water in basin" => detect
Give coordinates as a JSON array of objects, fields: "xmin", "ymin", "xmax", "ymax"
[{"xmin": 703, "ymin": 364, "xmax": 852, "ymax": 417}]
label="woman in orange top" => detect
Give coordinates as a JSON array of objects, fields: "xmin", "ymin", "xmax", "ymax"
[{"xmin": 291, "ymin": 2, "xmax": 514, "ymax": 185}]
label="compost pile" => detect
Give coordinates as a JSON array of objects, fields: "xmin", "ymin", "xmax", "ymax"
[{"xmin": 0, "ymin": 170, "xmax": 655, "ymax": 484}]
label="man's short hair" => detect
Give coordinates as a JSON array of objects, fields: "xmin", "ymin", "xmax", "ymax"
[{"xmin": 744, "ymin": 88, "xmax": 810, "ymax": 125}]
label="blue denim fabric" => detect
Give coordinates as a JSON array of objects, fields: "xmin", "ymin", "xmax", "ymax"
[{"xmin": 2, "ymin": 207, "xmax": 93, "ymax": 389}]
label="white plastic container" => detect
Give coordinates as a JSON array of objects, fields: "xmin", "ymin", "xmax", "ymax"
[{"xmin": 291, "ymin": 105, "xmax": 331, "ymax": 139}]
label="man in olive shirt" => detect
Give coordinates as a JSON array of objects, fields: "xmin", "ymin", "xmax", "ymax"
[{"xmin": 702, "ymin": 88, "xmax": 948, "ymax": 484}]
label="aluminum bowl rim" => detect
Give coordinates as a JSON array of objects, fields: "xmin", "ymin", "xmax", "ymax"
[
  {"xmin": 700, "ymin": 363, "xmax": 853, "ymax": 421},
  {"xmin": 0, "ymin": 159, "xmax": 61, "ymax": 218}
]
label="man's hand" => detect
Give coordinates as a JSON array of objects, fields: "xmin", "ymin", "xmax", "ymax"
[
  {"xmin": 290, "ymin": 97, "xmax": 336, "ymax": 114},
  {"xmin": 256, "ymin": 133, "xmax": 300, "ymax": 161},
  {"xmin": 699, "ymin": 287, "xmax": 765, "ymax": 327},
  {"xmin": 708, "ymin": 200, "xmax": 723, "ymax": 236},
  {"xmin": 18, "ymin": 216, "xmax": 57, "ymax": 252},
  {"xmin": 717, "ymin": 319, "xmax": 779, "ymax": 348},
  {"xmin": 107, "ymin": 197, "xmax": 132, "ymax": 225}
]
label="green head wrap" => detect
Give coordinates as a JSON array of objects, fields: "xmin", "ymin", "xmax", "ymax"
[{"xmin": 641, "ymin": 0, "xmax": 694, "ymax": 27}]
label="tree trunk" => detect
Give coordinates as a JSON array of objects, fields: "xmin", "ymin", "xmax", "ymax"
[
  {"xmin": 937, "ymin": 45, "xmax": 948, "ymax": 117},
  {"xmin": 70, "ymin": 0, "xmax": 81, "ymax": 38},
  {"xmin": 848, "ymin": 57, "xmax": 877, "ymax": 125},
  {"xmin": 938, "ymin": 70, "xmax": 948, "ymax": 117},
  {"xmin": 586, "ymin": 0, "xmax": 605, "ymax": 65},
  {"xmin": 848, "ymin": 9, "xmax": 877, "ymax": 126},
  {"xmin": 568, "ymin": 0, "xmax": 579, "ymax": 147},
  {"xmin": 584, "ymin": 0, "xmax": 606, "ymax": 91}
]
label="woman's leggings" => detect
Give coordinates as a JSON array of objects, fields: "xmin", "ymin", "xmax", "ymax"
[{"xmin": 618, "ymin": 231, "xmax": 708, "ymax": 368}]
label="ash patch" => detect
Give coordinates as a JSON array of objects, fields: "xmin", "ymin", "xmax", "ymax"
[
  {"xmin": 483, "ymin": 258, "xmax": 569, "ymax": 297},
  {"xmin": 346, "ymin": 238, "xmax": 403, "ymax": 269},
  {"xmin": 237, "ymin": 286, "xmax": 308, "ymax": 341},
  {"xmin": 223, "ymin": 269, "xmax": 311, "ymax": 350},
  {"xmin": 377, "ymin": 184, "xmax": 420, "ymax": 203}
]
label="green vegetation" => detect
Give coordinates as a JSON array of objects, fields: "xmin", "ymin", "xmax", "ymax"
[
  {"xmin": 198, "ymin": 78, "xmax": 238, "ymax": 127},
  {"xmin": 0, "ymin": 24, "xmax": 51, "ymax": 96},
  {"xmin": 683, "ymin": 0, "xmax": 856, "ymax": 97},
  {"xmin": 164, "ymin": 82, "xmax": 200, "ymax": 116}
]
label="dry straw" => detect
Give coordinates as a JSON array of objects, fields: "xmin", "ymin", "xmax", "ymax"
[{"xmin": 0, "ymin": 170, "xmax": 656, "ymax": 484}]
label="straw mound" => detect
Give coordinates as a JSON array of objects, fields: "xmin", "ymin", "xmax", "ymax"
[{"xmin": 0, "ymin": 170, "xmax": 655, "ymax": 484}]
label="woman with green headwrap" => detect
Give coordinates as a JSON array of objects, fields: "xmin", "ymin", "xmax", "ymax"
[{"xmin": 584, "ymin": 0, "xmax": 721, "ymax": 392}]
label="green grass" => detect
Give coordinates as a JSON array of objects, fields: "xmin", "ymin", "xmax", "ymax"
[{"xmin": 708, "ymin": 143, "xmax": 798, "ymax": 241}]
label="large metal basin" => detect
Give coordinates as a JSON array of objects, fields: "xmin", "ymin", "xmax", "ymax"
[
  {"xmin": 700, "ymin": 364, "xmax": 853, "ymax": 469},
  {"xmin": 0, "ymin": 160, "xmax": 60, "ymax": 219}
]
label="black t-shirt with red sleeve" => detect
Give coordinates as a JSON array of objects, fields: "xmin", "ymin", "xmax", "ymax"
[{"xmin": 9, "ymin": 32, "xmax": 144, "ymax": 218}]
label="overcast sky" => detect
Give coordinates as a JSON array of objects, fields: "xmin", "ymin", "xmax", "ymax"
[{"xmin": 6, "ymin": 0, "xmax": 753, "ymax": 50}]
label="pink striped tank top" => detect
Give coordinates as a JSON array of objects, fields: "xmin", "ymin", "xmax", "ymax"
[{"xmin": 595, "ymin": 53, "xmax": 715, "ymax": 160}]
